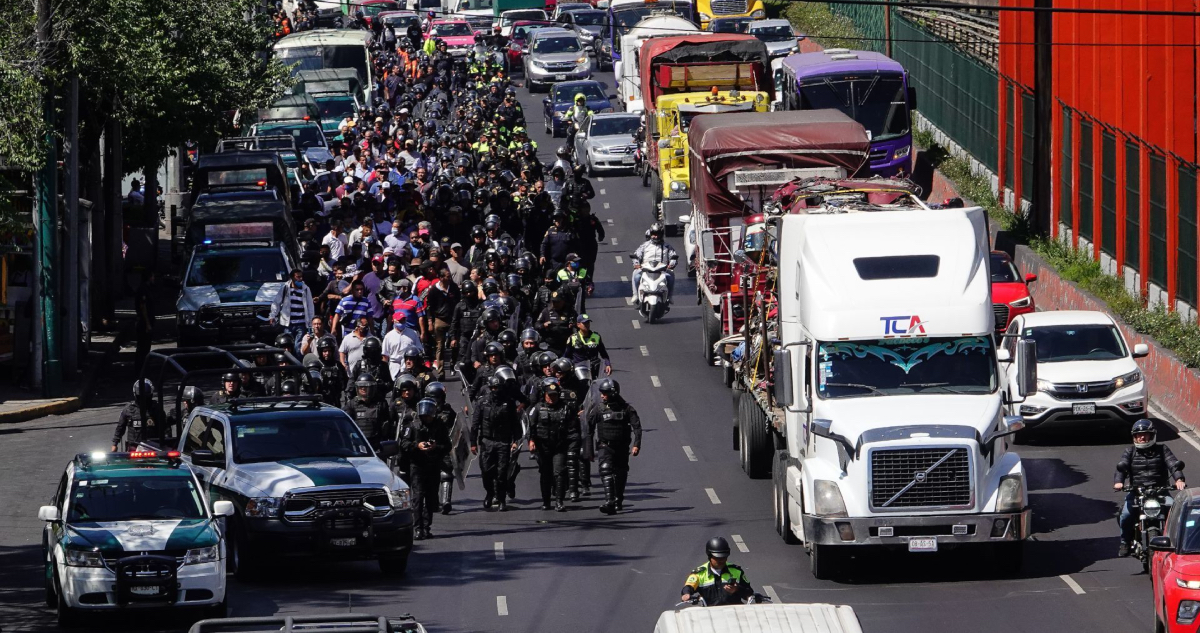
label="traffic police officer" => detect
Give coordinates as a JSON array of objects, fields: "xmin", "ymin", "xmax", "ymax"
[{"xmin": 680, "ymin": 537, "xmax": 756, "ymax": 606}]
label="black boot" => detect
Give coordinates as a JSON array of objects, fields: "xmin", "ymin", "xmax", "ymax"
[
  {"xmin": 566, "ymin": 453, "xmax": 580, "ymax": 502},
  {"xmin": 580, "ymin": 459, "xmax": 592, "ymax": 497},
  {"xmin": 555, "ymin": 471, "xmax": 568, "ymax": 511},
  {"xmin": 439, "ymin": 480, "xmax": 453, "ymax": 515},
  {"xmin": 508, "ymin": 462, "xmax": 520, "ymax": 500},
  {"xmin": 615, "ymin": 470, "xmax": 627, "ymax": 510},
  {"xmin": 599, "ymin": 474, "xmax": 616, "ymax": 515}
]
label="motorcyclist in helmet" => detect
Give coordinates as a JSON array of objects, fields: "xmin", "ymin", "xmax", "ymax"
[
  {"xmin": 680, "ymin": 537, "xmax": 755, "ymax": 606},
  {"xmin": 562, "ymin": 93, "xmax": 591, "ymax": 149},
  {"xmin": 631, "ymin": 222, "xmax": 679, "ymax": 306},
  {"xmin": 111, "ymin": 379, "xmax": 167, "ymax": 452},
  {"xmin": 1114, "ymin": 419, "xmax": 1186, "ymax": 556}
]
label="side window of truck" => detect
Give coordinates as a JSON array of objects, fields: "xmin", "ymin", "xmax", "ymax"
[
  {"xmin": 204, "ymin": 420, "xmax": 228, "ymax": 459},
  {"xmin": 1003, "ymin": 320, "xmax": 1019, "ymax": 357},
  {"xmin": 183, "ymin": 416, "xmax": 210, "ymax": 455}
]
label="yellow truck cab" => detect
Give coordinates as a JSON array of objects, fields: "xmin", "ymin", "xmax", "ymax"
[
  {"xmin": 650, "ymin": 89, "xmax": 768, "ymax": 227},
  {"xmin": 695, "ymin": 0, "xmax": 765, "ymax": 29}
]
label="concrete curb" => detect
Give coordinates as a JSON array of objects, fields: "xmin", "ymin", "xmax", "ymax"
[{"xmin": 0, "ymin": 328, "xmax": 127, "ymax": 424}]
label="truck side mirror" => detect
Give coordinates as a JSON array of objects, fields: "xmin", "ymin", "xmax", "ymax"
[
  {"xmin": 699, "ymin": 229, "xmax": 716, "ymax": 264},
  {"xmin": 1016, "ymin": 339, "xmax": 1038, "ymax": 398},
  {"xmin": 377, "ymin": 440, "xmax": 400, "ymax": 458},
  {"xmin": 907, "ymin": 86, "xmax": 917, "ymax": 111},
  {"xmin": 774, "ymin": 346, "xmax": 810, "ymax": 413},
  {"xmin": 191, "ymin": 449, "xmax": 225, "ymax": 469}
]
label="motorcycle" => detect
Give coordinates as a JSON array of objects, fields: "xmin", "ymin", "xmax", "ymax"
[
  {"xmin": 636, "ymin": 260, "xmax": 670, "ymax": 324},
  {"xmin": 473, "ymin": 43, "xmax": 508, "ymax": 73},
  {"xmin": 1127, "ymin": 486, "xmax": 1173, "ymax": 573}
]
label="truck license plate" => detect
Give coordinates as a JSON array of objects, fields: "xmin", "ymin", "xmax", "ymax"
[
  {"xmin": 554, "ymin": 74, "xmax": 567, "ymax": 81},
  {"xmin": 908, "ymin": 537, "xmax": 938, "ymax": 552},
  {"xmin": 1072, "ymin": 403, "xmax": 1097, "ymax": 415},
  {"xmin": 330, "ymin": 537, "xmax": 357, "ymax": 547},
  {"xmin": 130, "ymin": 586, "xmax": 159, "ymax": 596}
]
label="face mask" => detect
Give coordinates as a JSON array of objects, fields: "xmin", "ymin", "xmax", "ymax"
[
  {"xmin": 391, "ymin": 227, "xmax": 400, "ymax": 235},
  {"xmin": 294, "ymin": 280, "xmax": 304, "ymax": 287}
]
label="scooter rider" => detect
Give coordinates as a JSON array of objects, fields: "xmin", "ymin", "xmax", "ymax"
[
  {"xmin": 631, "ymin": 222, "xmax": 678, "ymax": 305},
  {"xmin": 680, "ymin": 537, "xmax": 755, "ymax": 607},
  {"xmin": 1114, "ymin": 419, "xmax": 1186, "ymax": 557},
  {"xmin": 111, "ymin": 379, "xmax": 167, "ymax": 452}
]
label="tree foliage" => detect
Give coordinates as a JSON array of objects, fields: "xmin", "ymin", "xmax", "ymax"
[{"xmin": 0, "ymin": 1, "xmax": 46, "ymax": 172}]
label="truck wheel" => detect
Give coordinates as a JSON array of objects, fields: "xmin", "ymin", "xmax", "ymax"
[
  {"xmin": 379, "ymin": 551, "xmax": 410, "ymax": 576},
  {"xmin": 229, "ymin": 519, "xmax": 260, "ymax": 581},
  {"xmin": 641, "ymin": 162, "xmax": 650, "ymax": 187},
  {"xmin": 701, "ymin": 298, "xmax": 719, "ymax": 365},
  {"xmin": 650, "ymin": 171, "xmax": 662, "ymax": 214},
  {"xmin": 808, "ymin": 544, "xmax": 839, "ymax": 580},
  {"xmin": 743, "ymin": 397, "xmax": 772, "ymax": 479},
  {"xmin": 54, "ymin": 572, "xmax": 78, "ymax": 628}
]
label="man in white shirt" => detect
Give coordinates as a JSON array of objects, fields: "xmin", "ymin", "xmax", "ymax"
[
  {"xmin": 322, "ymin": 224, "xmax": 348, "ymax": 263},
  {"xmin": 381, "ymin": 319, "xmax": 424, "ymax": 379}
]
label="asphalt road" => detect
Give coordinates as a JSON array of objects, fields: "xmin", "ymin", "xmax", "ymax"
[{"xmin": 0, "ymin": 59, "xmax": 1191, "ymax": 633}]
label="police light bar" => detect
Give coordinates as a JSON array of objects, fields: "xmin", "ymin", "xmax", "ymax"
[{"xmin": 129, "ymin": 450, "xmax": 182, "ymax": 460}]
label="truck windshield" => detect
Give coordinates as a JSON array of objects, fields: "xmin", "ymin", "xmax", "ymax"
[
  {"xmin": 187, "ymin": 250, "xmax": 286, "ymax": 287},
  {"xmin": 1021, "ymin": 324, "xmax": 1127, "ymax": 362},
  {"xmin": 750, "ymin": 25, "xmax": 793, "ymax": 42},
  {"xmin": 816, "ymin": 336, "xmax": 996, "ymax": 399},
  {"xmin": 612, "ymin": 4, "xmax": 693, "ymax": 34},
  {"xmin": 232, "ymin": 415, "xmax": 373, "ymax": 463},
  {"xmin": 277, "ymin": 45, "xmax": 368, "ymax": 88},
  {"xmin": 315, "ymin": 94, "xmax": 356, "ymax": 119},
  {"xmin": 798, "ymin": 74, "xmax": 909, "ymax": 141},
  {"xmin": 256, "ymin": 122, "xmax": 325, "ymax": 149},
  {"xmin": 68, "ymin": 477, "xmax": 205, "ymax": 522}
]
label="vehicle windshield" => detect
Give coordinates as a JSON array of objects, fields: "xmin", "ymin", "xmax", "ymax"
[
  {"xmin": 990, "ymin": 253, "xmax": 1021, "ymax": 283},
  {"xmin": 612, "ymin": 4, "xmax": 692, "ymax": 33},
  {"xmin": 232, "ymin": 415, "xmax": 374, "ymax": 463},
  {"xmin": 257, "ymin": 123, "xmax": 325, "ymax": 149},
  {"xmin": 68, "ymin": 477, "xmax": 206, "ymax": 522},
  {"xmin": 363, "ymin": 1, "xmax": 400, "ymax": 16},
  {"xmin": 187, "ymin": 250, "xmax": 286, "ymax": 287},
  {"xmin": 534, "ymin": 36, "xmax": 582, "ymax": 53},
  {"xmin": 554, "ymin": 83, "xmax": 606, "ymax": 102},
  {"xmin": 816, "ymin": 336, "xmax": 997, "ymax": 399},
  {"xmin": 711, "ymin": 19, "xmax": 750, "ymax": 33},
  {"xmin": 798, "ymin": 74, "xmax": 910, "ymax": 141},
  {"xmin": 382, "ymin": 14, "xmax": 419, "ymax": 28},
  {"xmin": 434, "ymin": 22, "xmax": 472, "ymax": 36},
  {"xmin": 750, "ymin": 24, "xmax": 793, "ymax": 41},
  {"xmin": 572, "ymin": 11, "xmax": 606, "ymax": 25},
  {"xmin": 459, "ymin": 0, "xmax": 493, "ymax": 9},
  {"xmin": 590, "ymin": 116, "xmax": 640, "ymax": 136},
  {"xmin": 1021, "ymin": 324, "xmax": 1127, "ymax": 362},
  {"xmin": 315, "ymin": 94, "xmax": 356, "ymax": 119},
  {"xmin": 277, "ymin": 45, "xmax": 368, "ymax": 87},
  {"xmin": 503, "ymin": 10, "xmax": 545, "ymax": 25},
  {"xmin": 1180, "ymin": 506, "xmax": 1200, "ymax": 554}
]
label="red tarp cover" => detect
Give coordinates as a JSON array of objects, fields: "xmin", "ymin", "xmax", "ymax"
[
  {"xmin": 688, "ymin": 110, "xmax": 871, "ymax": 218},
  {"xmin": 638, "ymin": 34, "xmax": 773, "ymax": 110}
]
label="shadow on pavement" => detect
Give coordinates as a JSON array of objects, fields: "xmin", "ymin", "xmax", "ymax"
[{"xmin": 1023, "ymin": 457, "xmax": 1090, "ymax": 492}]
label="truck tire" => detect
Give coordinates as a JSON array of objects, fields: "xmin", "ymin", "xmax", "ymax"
[
  {"xmin": 55, "ymin": 571, "xmax": 79, "ymax": 628},
  {"xmin": 650, "ymin": 170, "xmax": 663, "ymax": 219},
  {"xmin": 742, "ymin": 397, "xmax": 772, "ymax": 479},
  {"xmin": 701, "ymin": 297, "xmax": 719, "ymax": 365},
  {"xmin": 379, "ymin": 551, "xmax": 410, "ymax": 576},
  {"xmin": 736, "ymin": 392, "xmax": 748, "ymax": 466},
  {"xmin": 229, "ymin": 518, "xmax": 261, "ymax": 581},
  {"xmin": 773, "ymin": 451, "xmax": 799, "ymax": 544},
  {"xmin": 808, "ymin": 544, "xmax": 840, "ymax": 580}
]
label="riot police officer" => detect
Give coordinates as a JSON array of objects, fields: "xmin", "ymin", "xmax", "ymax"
[
  {"xmin": 526, "ymin": 378, "xmax": 581, "ymax": 512},
  {"xmin": 343, "ymin": 373, "xmax": 393, "ymax": 447},
  {"xmin": 587, "ymin": 379, "xmax": 642, "ymax": 514},
  {"xmin": 111, "ymin": 380, "xmax": 167, "ymax": 452},
  {"xmin": 211, "ymin": 372, "xmax": 244, "ymax": 405},
  {"xmin": 469, "ymin": 374, "xmax": 523, "ymax": 511},
  {"xmin": 347, "ymin": 337, "xmax": 388, "ymax": 399},
  {"xmin": 315, "ymin": 337, "xmax": 347, "ymax": 407},
  {"xmin": 389, "ymin": 373, "xmax": 423, "ymax": 482},
  {"xmin": 401, "ymin": 398, "xmax": 452, "ymax": 539},
  {"xmin": 469, "ymin": 341, "xmax": 507, "ymax": 401},
  {"xmin": 426, "ymin": 382, "xmax": 460, "ymax": 515},
  {"xmin": 536, "ymin": 291, "xmax": 576, "ymax": 355},
  {"xmin": 450, "ymin": 280, "xmax": 483, "ymax": 364}
]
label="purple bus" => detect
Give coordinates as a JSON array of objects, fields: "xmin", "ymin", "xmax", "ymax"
[{"xmin": 777, "ymin": 49, "xmax": 915, "ymax": 176}]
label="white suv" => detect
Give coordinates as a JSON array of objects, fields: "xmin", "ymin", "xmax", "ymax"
[{"xmin": 1001, "ymin": 310, "xmax": 1149, "ymax": 428}]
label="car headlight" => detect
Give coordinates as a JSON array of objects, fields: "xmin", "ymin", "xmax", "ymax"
[
  {"xmin": 64, "ymin": 548, "xmax": 105, "ymax": 567},
  {"xmin": 996, "ymin": 474, "xmax": 1024, "ymax": 513},
  {"xmin": 1115, "ymin": 369, "xmax": 1142, "ymax": 389},
  {"xmin": 244, "ymin": 497, "xmax": 282, "ymax": 518},
  {"xmin": 389, "ymin": 487, "xmax": 412, "ymax": 510},
  {"xmin": 595, "ymin": 146, "xmax": 613, "ymax": 154},
  {"xmin": 1178, "ymin": 578, "xmax": 1200, "ymax": 589},
  {"xmin": 1009, "ymin": 296, "xmax": 1032, "ymax": 308},
  {"xmin": 751, "ymin": 9, "xmax": 766, "ymax": 18},
  {"xmin": 1144, "ymin": 497, "xmax": 1163, "ymax": 518},
  {"xmin": 178, "ymin": 310, "xmax": 197, "ymax": 326},
  {"xmin": 575, "ymin": 56, "xmax": 588, "ymax": 65},
  {"xmin": 813, "ymin": 479, "xmax": 848, "ymax": 517},
  {"xmin": 670, "ymin": 180, "xmax": 688, "ymax": 194},
  {"xmin": 698, "ymin": 11, "xmax": 711, "ymax": 21},
  {"xmin": 1036, "ymin": 379, "xmax": 1053, "ymax": 392},
  {"xmin": 1179, "ymin": 600, "xmax": 1200, "ymax": 624},
  {"xmin": 531, "ymin": 59, "xmax": 545, "ymax": 68},
  {"xmin": 184, "ymin": 545, "xmax": 220, "ymax": 565},
  {"xmin": 894, "ymin": 145, "xmax": 911, "ymax": 160}
]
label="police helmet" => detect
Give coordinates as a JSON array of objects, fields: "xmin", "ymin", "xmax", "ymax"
[
  {"xmin": 403, "ymin": 347, "xmax": 424, "ymax": 363},
  {"xmin": 280, "ymin": 379, "xmax": 299, "ymax": 396},
  {"xmin": 551, "ymin": 357, "xmax": 574, "ymax": 375},
  {"xmin": 597, "ymin": 378, "xmax": 620, "ymax": 397},
  {"xmin": 520, "ymin": 328, "xmax": 541, "ymax": 345},
  {"xmin": 495, "ymin": 365, "xmax": 517, "ymax": 384},
  {"xmin": 484, "ymin": 341, "xmax": 505, "ymax": 358},
  {"xmin": 497, "ymin": 329, "xmax": 518, "ymax": 348},
  {"xmin": 488, "ymin": 373, "xmax": 505, "ymax": 390},
  {"xmin": 706, "ymin": 536, "xmax": 732, "ymax": 559},
  {"xmin": 275, "ymin": 332, "xmax": 295, "ymax": 350},
  {"xmin": 317, "ymin": 335, "xmax": 337, "ymax": 354},
  {"xmin": 355, "ymin": 373, "xmax": 376, "ymax": 396},
  {"xmin": 304, "ymin": 357, "xmax": 322, "ymax": 371},
  {"xmin": 573, "ymin": 363, "xmax": 592, "ymax": 383},
  {"xmin": 363, "ymin": 337, "xmax": 383, "ymax": 361},
  {"xmin": 425, "ymin": 381, "xmax": 447, "ymax": 404},
  {"xmin": 417, "ymin": 398, "xmax": 438, "ymax": 420},
  {"xmin": 132, "ymin": 379, "xmax": 154, "ymax": 401},
  {"xmin": 221, "ymin": 371, "xmax": 242, "ymax": 384},
  {"xmin": 395, "ymin": 373, "xmax": 420, "ymax": 393},
  {"xmin": 535, "ymin": 350, "xmax": 558, "ymax": 369},
  {"xmin": 182, "ymin": 385, "xmax": 205, "ymax": 408},
  {"xmin": 482, "ymin": 277, "xmax": 501, "ymax": 295},
  {"xmin": 482, "ymin": 307, "xmax": 503, "ymax": 323},
  {"xmin": 273, "ymin": 352, "xmax": 288, "ymax": 364},
  {"xmin": 556, "ymin": 145, "xmax": 571, "ymax": 159}
]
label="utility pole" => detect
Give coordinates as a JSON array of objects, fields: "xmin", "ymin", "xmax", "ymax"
[
  {"xmin": 33, "ymin": 0, "xmax": 61, "ymax": 396},
  {"xmin": 1032, "ymin": 0, "xmax": 1053, "ymax": 236},
  {"xmin": 883, "ymin": 1, "xmax": 893, "ymax": 57},
  {"xmin": 63, "ymin": 74, "xmax": 80, "ymax": 376}
]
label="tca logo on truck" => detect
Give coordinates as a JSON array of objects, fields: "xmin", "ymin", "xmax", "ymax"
[{"xmin": 880, "ymin": 315, "xmax": 927, "ymax": 335}]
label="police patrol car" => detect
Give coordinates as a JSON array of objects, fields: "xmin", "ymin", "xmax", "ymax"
[
  {"xmin": 39, "ymin": 450, "xmax": 231, "ymax": 626},
  {"xmin": 173, "ymin": 395, "xmax": 413, "ymax": 578}
]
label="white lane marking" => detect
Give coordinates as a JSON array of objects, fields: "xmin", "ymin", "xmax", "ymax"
[
  {"xmin": 665, "ymin": 408, "xmax": 677, "ymax": 422},
  {"xmin": 615, "ymin": 255, "xmax": 623, "ymax": 264},
  {"xmin": 621, "ymin": 275, "xmax": 629, "ymax": 282},
  {"xmin": 598, "ymin": 177, "xmax": 605, "ymax": 182},
  {"xmin": 494, "ymin": 542, "xmax": 505, "ymax": 561},
  {"xmin": 604, "ymin": 202, "xmax": 611, "ymax": 209},
  {"xmin": 682, "ymin": 445, "xmax": 696, "ymax": 461},
  {"xmin": 762, "ymin": 585, "xmax": 781, "ymax": 604},
  {"xmin": 731, "ymin": 534, "xmax": 750, "ymax": 553},
  {"xmin": 639, "ymin": 345, "xmax": 649, "ymax": 356},
  {"xmin": 611, "ymin": 237, "xmax": 618, "ymax": 245},
  {"xmin": 606, "ymin": 217, "xmax": 614, "ymax": 224},
  {"xmin": 705, "ymin": 488, "xmax": 721, "ymax": 505},
  {"xmin": 632, "ymin": 319, "xmax": 641, "ymax": 329},
  {"xmin": 1059, "ymin": 574, "xmax": 1085, "ymax": 595},
  {"xmin": 599, "ymin": 188, "xmax": 607, "ymax": 195},
  {"xmin": 651, "ymin": 375, "xmax": 661, "ymax": 387},
  {"xmin": 497, "ymin": 596, "xmax": 509, "ymax": 616}
]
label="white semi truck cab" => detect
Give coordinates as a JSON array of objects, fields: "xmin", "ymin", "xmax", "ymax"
[{"xmin": 742, "ymin": 190, "xmax": 1037, "ymax": 579}]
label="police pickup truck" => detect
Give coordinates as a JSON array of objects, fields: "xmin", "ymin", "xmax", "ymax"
[
  {"xmin": 176, "ymin": 395, "xmax": 413, "ymax": 578},
  {"xmin": 39, "ymin": 450, "xmax": 232, "ymax": 626}
]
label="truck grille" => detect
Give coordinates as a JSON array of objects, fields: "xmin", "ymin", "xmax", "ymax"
[
  {"xmin": 544, "ymin": 61, "xmax": 577, "ymax": 71},
  {"xmin": 1047, "ymin": 380, "xmax": 1116, "ymax": 400},
  {"xmin": 992, "ymin": 303, "xmax": 1009, "ymax": 331},
  {"xmin": 198, "ymin": 304, "xmax": 268, "ymax": 326},
  {"xmin": 283, "ymin": 487, "xmax": 392, "ymax": 522},
  {"xmin": 870, "ymin": 447, "xmax": 972, "ymax": 509},
  {"xmin": 710, "ymin": 0, "xmax": 748, "ymax": 15}
]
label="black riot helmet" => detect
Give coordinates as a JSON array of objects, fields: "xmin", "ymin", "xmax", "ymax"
[
  {"xmin": 363, "ymin": 337, "xmax": 383, "ymax": 362},
  {"xmin": 355, "ymin": 373, "xmax": 376, "ymax": 398},
  {"xmin": 395, "ymin": 373, "xmax": 420, "ymax": 394},
  {"xmin": 496, "ymin": 328, "xmax": 518, "ymax": 349},
  {"xmin": 182, "ymin": 385, "xmax": 205, "ymax": 409},
  {"xmin": 417, "ymin": 398, "xmax": 438, "ymax": 420},
  {"xmin": 484, "ymin": 341, "xmax": 505, "ymax": 359},
  {"xmin": 482, "ymin": 277, "xmax": 501, "ymax": 295},
  {"xmin": 280, "ymin": 379, "xmax": 299, "ymax": 396},
  {"xmin": 221, "ymin": 372, "xmax": 242, "ymax": 386},
  {"xmin": 534, "ymin": 350, "xmax": 558, "ymax": 370},
  {"xmin": 573, "ymin": 363, "xmax": 592, "ymax": 383},
  {"xmin": 551, "ymin": 357, "xmax": 574, "ymax": 376},
  {"xmin": 275, "ymin": 332, "xmax": 295, "ymax": 351},
  {"xmin": 706, "ymin": 536, "xmax": 732, "ymax": 559},
  {"xmin": 597, "ymin": 378, "xmax": 620, "ymax": 397},
  {"xmin": 403, "ymin": 347, "xmax": 424, "ymax": 364},
  {"xmin": 520, "ymin": 328, "xmax": 541, "ymax": 345},
  {"xmin": 488, "ymin": 373, "xmax": 505, "ymax": 390},
  {"xmin": 494, "ymin": 365, "xmax": 517, "ymax": 385},
  {"xmin": 482, "ymin": 307, "xmax": 503, "ymax": 325},
  {"xmin": 425, "ymin": 381, "xmax": 447, "ymax": 405}
]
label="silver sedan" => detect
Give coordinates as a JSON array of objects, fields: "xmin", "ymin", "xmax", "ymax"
[{"xmin": 574, "ymin": 112, "xmax": 642, "ymax": 175}]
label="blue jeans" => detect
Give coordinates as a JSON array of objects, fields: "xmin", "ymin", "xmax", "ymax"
[
  {"xmin": 1118, "ymin": 492, "xmax": 1135, "ymax": 542},
  {"xmin": 286, "ymin": 324, "xmax": 308, "ymax": 356}
]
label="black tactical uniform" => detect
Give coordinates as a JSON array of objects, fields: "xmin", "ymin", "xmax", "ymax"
[
  {"xmin": 112, "ymin": 382, "xmax": 167, "ymax": 451},
  {"xmin": 400, "ymin": 399, "xmax": 452, "ymax": 539},
  {"xmin": 536, "ymin": 296, "xmax": 576, "ymax": 355},
  {"xmin": 587, "ymin": 385, "xmax": 643, "ymax": 514},
  {"xmin": 526, "ymin": 386, "xmax": 581, "ymax": 512},
  {"xmin": 343, "ymin": 379, "xmax": 393, "ymax": 448},
  {"xmin": 469, "ymin": 379, "xmax": 523, "ymax": 510}
]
